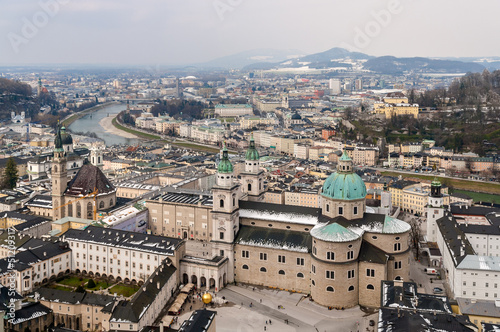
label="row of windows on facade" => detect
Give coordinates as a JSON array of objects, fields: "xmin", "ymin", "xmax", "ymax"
[
  {"xmin": 60, "ymin": 199, "xmax": 114, "ymax": 218},
  {"xmin": 463, "ymin": 291, "xmax": 499, "ymax": 298},
  {"xmin": 325, "ymin": 205, "xmax": 358, "ymax": 215},
  {"xmin": 71, "ymin": 243, "xmax": 157, "ymax": 259},
  {"xmin": 464, "ymin": 281, "xmax": 499, "ymax": 288},
  {"xmin": 245, "ymin": 250, "xmax": 403, "ymax": 263},
  {"xmin": 75, "ymin": 253, "xmax": 157, "ymax": 265}
]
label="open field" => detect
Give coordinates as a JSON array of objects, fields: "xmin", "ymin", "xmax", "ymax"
[
  {"xmin": 452, "ymin": 189, "xmax": 500, "ymax": 203},
  {"xmin": 108, "ymin": 283, "xmax": 140, "ymax": 297},
  {"xmin": 381, "ymin": 171, "xmax": 500, "ymax": 195}
]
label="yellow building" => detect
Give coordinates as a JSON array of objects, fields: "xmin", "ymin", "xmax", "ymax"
[
  {"xmin": 457, "ymin": 298, "xmax": 500, "ymax": 332},
  {"xmin": 390, "ymin": 181, "xmax": 449, "ymax": 215},
  {"xmin": 50, "ymin": 216, "xmax": 93, "ymax": 236},
  {"xmin": 374, "ymin": 94, "xmax": 419, "ymax": 119}
]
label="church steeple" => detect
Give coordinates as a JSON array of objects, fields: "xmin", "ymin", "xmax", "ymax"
[
  {"xmin": 52, "ymin": 124, "xmax": 67, "ymax": 221},
  {"xmin": 216, "ymin": 142, "xmax": 234, "ymax": 187},
  {"xmin": 241, "ymin": 134, "xmax": 265, "ymax": 201}
]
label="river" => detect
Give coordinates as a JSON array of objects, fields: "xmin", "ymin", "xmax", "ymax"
[{"xmin": 68, "ymin": 103, "xmax": 140, "ymax": 146}]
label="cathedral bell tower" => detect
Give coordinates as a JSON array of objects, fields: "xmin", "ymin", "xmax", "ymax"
[
  {"xmin": 426, "ymin": 178, "xmax": 444, "ymax": 242},
  {"xmin": 52, "ymin": 125, "xmax": 67, "ymax": 220},
  {"xmin": 211, "ymin": 143, "xmax": 240, "ymax": 282},
  {"xmin": 240, "ymin": 133, "xmax": 264, "ymax": 201}
]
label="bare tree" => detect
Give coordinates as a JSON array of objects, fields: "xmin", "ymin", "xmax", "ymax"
[{"xmin": 408, "ymin": 217, "xmax": 422, "ymax": 260}]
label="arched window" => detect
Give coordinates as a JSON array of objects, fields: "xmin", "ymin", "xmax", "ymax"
[
  {"xmin": 68, "ymin": 202, "xmax": 73, "ymax": 217},
  {"xmin": 53, "ymin": 165, "xmax": 57, "ymax": 172},
  {"xmin": 326, "ymin": 286, "xmax": 334, "ymax": 292},
  {"xmin": 338, "ymin": 206, "xmax": 343, "ymax": 215},
  {"xmin": 260, "ymin": 267, "xmax": 267, "ymax": 272},
  {"xmin": 278, "ymin": 270, "xmax": 285, "ymax": 275},
  {"xmin": 220, "ymin": 199, "xmax": 224, "ymax": 208},
  {"xmin": 354, "ymin": 206, "xmax": 358, "ymax": 215},
  {"xmin": 348, "ymin": 286, "xmax": 354, "ymax": 292},
  {"xmin": 99, "ymin": 201, "xmax": 104, "ymax": 209},
  {"xmin": 242, "ymin": 265, "xmax": 249, "ymax": 270},
  {"xmin": 297, "ymin": 273, "xmax": 304, "ymax": 278},
  {"xmin": 395, "ymin": 276, "xmax": 402, "ymax": 281},
  {"xmin": 87, "ymin": 202, "xmax": 93, "ymax": 219},
  {"xmin": 76, "ymin": 202, "xmax": 81, "ymax": 218},
  {"xmin": 367, "ymin": 284, "xmax": 375, "ymax": 290},
  {"xmin": 248, "ymin": 183, "xmax": 252, "ymax": 191}
]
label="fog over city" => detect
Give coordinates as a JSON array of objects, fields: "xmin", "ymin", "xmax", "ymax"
[{"xmin": 1, "ymin": 0, "xmax": 500, "ymax": 65}]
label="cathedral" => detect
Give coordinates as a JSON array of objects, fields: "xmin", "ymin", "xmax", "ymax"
[{"xmin": 147, "ymin": 135, "xmax": 412, "ymax": 308}]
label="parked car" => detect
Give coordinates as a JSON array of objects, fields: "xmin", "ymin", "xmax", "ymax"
[{"xmin": 433, "ymin": 287, "xmax": 444, "ymax": 294}]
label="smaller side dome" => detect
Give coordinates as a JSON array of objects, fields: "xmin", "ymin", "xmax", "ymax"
[{"xmin": 311, "ymin": 222, "xmax": 360, "ymax": 242}]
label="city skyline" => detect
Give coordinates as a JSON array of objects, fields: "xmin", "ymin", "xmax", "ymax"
[{"xmin": 1, "ymin": 0, "xmax": 500, "ymax": 66}]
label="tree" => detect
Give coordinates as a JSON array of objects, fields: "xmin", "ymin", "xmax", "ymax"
[
  {"xmin": 408, "ymin": 217, "xmax": 422, "ymax": 260},
  {"xmin": 87, "ymin": 279, "xmax": 96, "ymax": 289},
  {"xmin": 75, "ymin": 285, "xmax": 85, "ymax": 293},
  {"xmin": 3, "ymin": 157, "xmax": 18, "ymax": 189}
]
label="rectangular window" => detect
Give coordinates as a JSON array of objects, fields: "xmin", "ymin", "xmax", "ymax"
[
  {"xmin": 348, "ymin": 270, "xmax": 355, "ymax": 279},
  {"xmin": 394, "ymin": 261, "xmax": 402, "ymax": 269},
  {"xmin": 241, "ymin": 250, "xmax": 249, "ymax": 258},
  {"xmin": 327, "ymin": 252, "xmax": 335, "ymax": 260},
  {"xmin": 297, "ymin": 258, "xmax": 304, "ymax": 266},
  {"xmin": 220, "ymin": 232, "xmax": 224, "ymax": 240},
  {"xmin": 394, "ymin": 243, "xmax": 401, "ymax": 251},
  {"xmin": 259, "ymin": 253, "xmax": 267, "ymax": 261},
  {"xmin": 347, "ymin": 251, "xmax": 354, "ymax": 260},
  {"xmin": 326, "ymin": 271, "xmax": 334, "ymax": 279},
  {"xmin": 367, "ymin": 269, "xmax": 375, "ymax": 277},
  {"xmin": 354, "ymin": 206, "xmax": 358, "ymax": 215},
  {"xmin": 312, "ymin": 265, "xmax": 316, "ymax": 274},
  {"xmin": 278, "ymin": 255, "xmax": 286, "ymax": 263}
]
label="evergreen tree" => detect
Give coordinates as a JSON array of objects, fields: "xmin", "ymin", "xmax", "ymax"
[{"xmin": 3, "ymin": 157, "xmax": 18, "ymax": 189}]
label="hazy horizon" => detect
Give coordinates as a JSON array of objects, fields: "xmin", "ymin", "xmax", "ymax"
[{"xmin": 1, "ymin": 0, "xmax": 500, "ymax": 66}]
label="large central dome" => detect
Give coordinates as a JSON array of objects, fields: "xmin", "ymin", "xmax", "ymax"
[{"xmin": 321, "ymin": 151, "xmax": 366, "ymax": 200}]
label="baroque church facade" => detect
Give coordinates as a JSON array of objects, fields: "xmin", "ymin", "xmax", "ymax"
[
  {"xmin": 51, "ymin": 126, "xmax": 117, "ymax": 221},
  {"xmin": 147, "ymin": 135, "xmax": 411, "ymax": 308}
]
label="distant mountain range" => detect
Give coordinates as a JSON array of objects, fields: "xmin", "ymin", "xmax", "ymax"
[{"xmin": 196, "ymin": 47, "xmax": 498, "ymax": 74}]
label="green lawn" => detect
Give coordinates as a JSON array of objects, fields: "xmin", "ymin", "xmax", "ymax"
[
  {"xmin": 452, "ymin": 189, "xmax": 500, "ymax": 204},
  {"xmin": 59, "ymin": 276, "xmax": 88, "ymax": 287},
  {"xmin": 86, "ymin": 280, "xmax": 112, "ymax": 291},
  {"xmin": 380, "ymin": 171, "xmax": 500, "ymax": 195},
  {"xmin": 108, "ymin": 283, "xmax": 140, "ymax": 297},
  {"xmin": 111, "ymin": 117, "xmax": 162, "ymax": 140}
]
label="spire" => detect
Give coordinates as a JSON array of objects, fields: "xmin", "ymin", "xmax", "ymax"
[{"xmin": 54, "ymin": 123, "xmax": 64, "ymax": 151}]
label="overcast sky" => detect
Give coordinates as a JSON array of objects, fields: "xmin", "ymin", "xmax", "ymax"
[{"xmin": 1, "ymin": 0, "xmax": 500, "ymax": 65}]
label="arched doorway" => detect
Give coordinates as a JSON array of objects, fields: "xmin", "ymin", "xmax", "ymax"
[
  {"xmin": 183, "ymin": 231, "xmax": 188, "ymax": 239},
  {"xmin": 200, "ymin": 276, "xmax": 206, "ymax": 288},
  {"xmin": 183, "ymin": 273, "xmax": 189, "ymax": 284},
  {"xmin": 209, "ymin": 278, "xmax": 216, "ymax": 289},
  {"xmin": 191, "ymin": 275, "xmax": 197, "ymax": 285},
  {"xmin": 223, "ymin": 273, "xmax": 227, "ymax": 286}
]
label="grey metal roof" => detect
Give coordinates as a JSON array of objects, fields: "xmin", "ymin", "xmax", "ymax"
[
  {"xmin": 457, "ymin": 255, "xmax": 500, "ymax": 272},
  {"xmin": 457, "ymin": 297, "xmax": 500, "ymax": 318}
]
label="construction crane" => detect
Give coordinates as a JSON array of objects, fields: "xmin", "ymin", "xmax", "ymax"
[{"xmin": 54, "ymin": 188, "xmax": 99, "ymax": 220}]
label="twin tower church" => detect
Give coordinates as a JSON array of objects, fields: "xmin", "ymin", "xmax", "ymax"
[{"xmin": 51, "ymin": 126, "xmax": 412, "ymax": 309}]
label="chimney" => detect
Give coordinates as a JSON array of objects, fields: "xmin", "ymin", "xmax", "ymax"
[
  {"xmin": 143, "ymin": 286, "xmax": 146, "ymax": 292},
  {"xmin": 157, "ymin": 281, "xmax": 160, "ymax": 290},
  {"xmin": 43, "ymin": 252, "xmax": 46, "ymax": 257}
]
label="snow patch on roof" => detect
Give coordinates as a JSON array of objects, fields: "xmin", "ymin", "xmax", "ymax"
[{"xmin": 239, "ymin": 208, "xmax": 318, "ymax": 225}]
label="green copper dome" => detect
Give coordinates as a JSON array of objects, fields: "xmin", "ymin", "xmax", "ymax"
[
  {"xmin": 60, "ymin": 126, "xmax": 73, "ymax": 145},
  {"xmin": 321, "ymin": 150, "xmax": 366, "ymax": 200},
  {"xmin": 245, "ymin": 135, "xmax": 259, "ymax": 161},
  {"xmin": 217, "ymin": 144, "xmax": 233, "ymax": 174},
  {"xmin": 431, "ymin": 177, "xmax": 441, "ymax": 187}
]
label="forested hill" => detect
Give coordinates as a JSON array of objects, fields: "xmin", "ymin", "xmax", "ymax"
[{"xmin": 0, "ymin": 77, "xmax": 35, "ymax": 121}]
